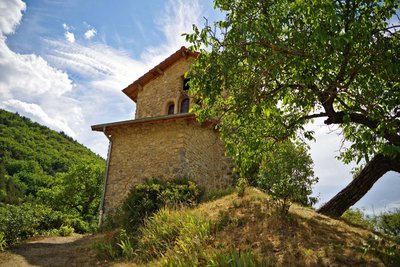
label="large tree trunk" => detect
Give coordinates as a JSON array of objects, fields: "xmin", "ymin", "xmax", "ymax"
[{"xmin": 318, "ymin": 153, "xmax": 400, "ymax": 218}]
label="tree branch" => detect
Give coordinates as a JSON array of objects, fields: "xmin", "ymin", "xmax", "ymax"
[{"xmin": 324, "ymin": 111, "xmax": 400, "ymax": 145}]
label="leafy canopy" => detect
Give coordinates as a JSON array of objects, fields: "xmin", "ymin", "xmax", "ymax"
[{"xmin": 186, "ymin": 0, "xmax": 400, "ymax": 165}]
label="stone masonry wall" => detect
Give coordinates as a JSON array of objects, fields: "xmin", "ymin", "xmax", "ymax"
[
  {"xmin": 103, "ymin": 118, "xmax": 232, "ymax": 216},
  {"xmin": 183, "ymin": 124, "xmax": 233, "ymax": 189},
  {"xmin": 135, "ymin": 57, "xmax": 195, "ymax": 119}
]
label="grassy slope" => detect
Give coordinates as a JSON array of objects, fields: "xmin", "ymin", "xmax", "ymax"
[
  {"xmin": 2, "ymin": 188, "xmax": 397, "ymax": 266},
  {"xmin": 130, "ymin": 187, "xmax": 398, "ymax": 266}
]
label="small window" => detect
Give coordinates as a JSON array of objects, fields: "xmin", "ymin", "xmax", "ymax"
[
  {"xmin": 183, "ymin": 78, "xmax": 190, "ymax": 91},
  {"xmin": 167, "ymin": 103, "xmax": 175, "ymax": 115},
  {"xmin": 180, "ymin": 98, "xmax": 189, "ymax": 113}
]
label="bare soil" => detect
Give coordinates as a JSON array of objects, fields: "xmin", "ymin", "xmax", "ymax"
[{"xmin": 0, "ymin": 235, "xmax": 109, "ymax": 267}]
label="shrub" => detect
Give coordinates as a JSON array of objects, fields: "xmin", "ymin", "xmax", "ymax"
[
  {"xmin": 341, "ymin": 208, "xmax": 375, "ymax": 230},
  {"xmin": 58, "ymin": 225, "xmax": 74, "ymax": 236},
  {"xmin": 376, "ymin": 209, "xmax": 400, "ymax": 242},
  {"xmin": 120, "ymin": 177, "xmax": 203, "ymax": 235},
  {"xmin": 0, "ymin": 203, "xmax": 41, "ymax": 245},
  {"xmin": 256, "ymin": 142, "xmax": 318, "ymax": 214}
]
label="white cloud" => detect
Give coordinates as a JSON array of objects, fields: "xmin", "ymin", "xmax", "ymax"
[
  {"xmin": 0, "ymin": 0, "xmax": 26, "ymax": 35},
  {"xmin": 143, "ymin": 0, "xmax": 202, "ymax": 62},
  {"xmin": 158, "ymin": 0, "xmax": 201, "ymax": 48},
  {"xmin": 62, "ymin": 23, "xmax": 69, "ymax": 31},
  {"xmin": 0, "ymin": 1, "xmax": 76, "ymax": 141},
  {"xmin": 84, "ymin": 28, "xmax": 97, "ymax": 40},
  {"xmin": 64, "ymin": 31, "xmax": 75, "ymax": 43}
]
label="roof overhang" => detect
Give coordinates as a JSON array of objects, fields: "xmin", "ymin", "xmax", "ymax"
[
  {"xmin": 122, "ymin": 46, "xmax": 199, "ymax": 102},
  {"xmin": 91, "ymin": 113, "xmax": 197, "ymax": 132}
]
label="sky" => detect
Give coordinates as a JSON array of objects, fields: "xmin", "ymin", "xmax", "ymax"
[{"xmin": 1, "ymin": 0, "xmax": 399, "ymax": 215}]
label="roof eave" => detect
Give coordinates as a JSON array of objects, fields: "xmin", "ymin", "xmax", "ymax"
[{"xmin": 91, "ymin": 113, "xmax": 196, "ymax": 132}]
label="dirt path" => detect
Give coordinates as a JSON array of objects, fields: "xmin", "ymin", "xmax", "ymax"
[{"xmin": 0, "ymin": 235, "xmax": 109, "ymax": 267}]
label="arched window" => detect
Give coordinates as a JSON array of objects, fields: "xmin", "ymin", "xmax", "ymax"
[
  {"xmin": 167, "ymin": 103, "xmax": 175, "ymax": 115},
  {"xmin": 180, "ymin": 98, "xmax": 189, "ymax": 113}
]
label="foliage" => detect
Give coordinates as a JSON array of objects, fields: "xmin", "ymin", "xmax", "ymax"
[
  {"xmin": 342, "ymin": 208, "xmax": 400, "ymax": 244},
  {"xmin": 186, "ymin": 0, "xmax": 399, "ymax": 162},
  {"xmin": 58, "ymin": 225, "xmax": 74, "ymax": 237},
  {"xmin": 361, "ymin": 235, "xmax": 400, "ymax": 266},
  {"xmin": 236, "ymin": 177, "xmax": 248, "ymax": 197},
  {"xmin": 38, "ymin": 161, "xmax": 104, "ymax": 224},
  {"xmin": 376, "ymin": 209, "xmax": 400, "ymax": 242},
  {"xmin": 120, "ymin": 177, "xmax": 203, "ymax": 235},
  {"xmin": 0, "ymin": 203, "xmax": 50, "ymax": 245},
  {"xmin": 92, "ymin": 229, "xmax": 136, "ymax": 260},
  {"xmin": 117, "ymin": 230, "xmax": 134, "ymax": 260},
  {"xmin": 0, "ymin": 232, "xmax": 6, "ymax": 251},
  {"xmin": 185, "ymin": 0, "xmax": 400, "ymax": 214},
  {"xmin": 211, "ymin": 250, "xmax": 271, "ymax": 267},
  {"xmin": 200, "ymin": 187, "xmax": 234, "ymax": 203},
  {"xmin": 257, "ymin": 141, "xmax": 318, "ymax": 213},
  {"xmin": 0, "ymin": 109, "xmax": 105, "ymax": 245},
  {"xmin": 341, "ymin": 208, "xmax": 375, "ymax": 230},
  {"xmin": 136, "ymin": 208, "xmax": 211, "ymax": 265}
]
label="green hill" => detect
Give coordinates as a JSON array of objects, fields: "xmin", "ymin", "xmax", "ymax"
[
  {"xmin": 0, "ymin": 109, "xmax": 105, "ymax": 246},
  {"xmin": 0, "ymin": 109, "xmax": 104, "ymax": 203}
]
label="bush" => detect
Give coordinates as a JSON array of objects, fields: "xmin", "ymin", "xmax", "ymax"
[
  {"xmin": 376, "ymin": 209, "xmax": 400, "ymax": 242},
  {"xmin": 256, "ymin": 142, "xmax": 318, "ymax": 214},
  {"xmin": 0, "ymin": 203, "xmax": 42, "ymax": 245},
  {"xmin": 58, "ymin": 225, "xmax": 74, "ymax": 236},
  {"xmin": 341, "ymin": 208, "xmax": 375, "ymax": 230},
  {"xmin": 120, "ymin": 177, "xmax": 203, "ymax": 235}
]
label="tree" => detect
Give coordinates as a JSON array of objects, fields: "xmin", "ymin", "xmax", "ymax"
[
  {"xmin": 257, "ymin": 141, "xmax": 318, "ymax": 214},
  {"xmin": 38, "ymin": 160, "xmax": 104, "ymax": 222},
  {"xmin": 185, "ymin": 0, "xmax": 400, "ymax": 217}
]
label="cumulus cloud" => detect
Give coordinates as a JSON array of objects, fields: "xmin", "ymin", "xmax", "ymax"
[
  {"xmin": 64, "ymin": 31, "xmax": 75, "ymax": 43},
  {"xmin": 84, "ymin": 28, "xmax": 97, "ymax": 40},
  {"xmin": 0, "ymin": 1, "xmax": 75, "ymax": 138},
  {"xmin": 62, "ymin": 23, "xmax": 75, "ymax": 43},
  {"xmin": 0, "ymin": 0, "xmax": 26, "ymax": 35}
]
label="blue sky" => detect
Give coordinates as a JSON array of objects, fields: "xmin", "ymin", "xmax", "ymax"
[{"xmin": 1, "ymin": 0, "xmax": 399, "ymax": 214}]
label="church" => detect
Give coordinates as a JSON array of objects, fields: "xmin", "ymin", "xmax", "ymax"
[{"xmin": 92, "ymin": 47, "xmax": 232, "ymax": 222}]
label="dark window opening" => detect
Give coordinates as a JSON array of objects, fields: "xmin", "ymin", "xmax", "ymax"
[
  {"xmin": 183, "ymin": 78, "xmax": 190, "ymax": 91},
  {"xmin": 167, "ymin": 103, "xmax": 175, "ymax": 115},
  {"xmin": 180, "ymin": 98, "xmax": 189, "ymax": 113}
]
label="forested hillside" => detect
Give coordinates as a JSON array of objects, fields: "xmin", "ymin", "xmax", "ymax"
[{"xmin": 0, "ymin": 109, "xmax": 105, "ymax": 247}]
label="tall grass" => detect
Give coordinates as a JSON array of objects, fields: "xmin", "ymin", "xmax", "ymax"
[{"xmin": 136, "ymin": 208, "xmax": 211, "ymax": 264}]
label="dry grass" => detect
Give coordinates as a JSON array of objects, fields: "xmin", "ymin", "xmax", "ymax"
[
  {"xmin": 194, "ymin": 187, "xmax": 394, "ymax": 266},
  {"xmin": 2, "ymin": 188, "xmax": 397, "ymax": 267}
]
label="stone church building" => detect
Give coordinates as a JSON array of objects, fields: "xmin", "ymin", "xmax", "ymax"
[{"xmin": 92, "ymin": 47, "xmax": 232, "ymax": 222}]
